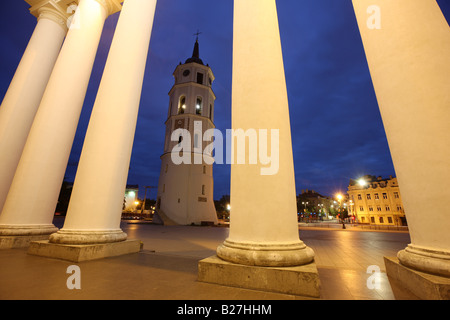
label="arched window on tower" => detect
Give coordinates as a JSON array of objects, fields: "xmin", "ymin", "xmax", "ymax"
[
  {"xmin": 178, "ymin": 96, "xmax": 186, "ymax": 114},
  {"xmin": 196, "ymin": 97, "xmax": 202, "ymax": 115}
]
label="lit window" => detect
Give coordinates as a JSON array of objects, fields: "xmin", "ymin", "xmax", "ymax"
[
  {"xmin": 178, "ymin": 96, "xmax": 186, "ymax": 114},
  {"xmin": 196, "ymin": 97, "xmax": 202, "ymax": 115}
]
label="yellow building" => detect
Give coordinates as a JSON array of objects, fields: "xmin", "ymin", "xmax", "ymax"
[{"xmin": 347, "ymin": 175, "xmax": 406, "ymax": 226}]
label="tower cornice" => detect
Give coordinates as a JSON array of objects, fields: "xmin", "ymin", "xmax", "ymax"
[
  {"xmin": 168, "ymin": 81, "xmax": 216, "ymax": 100},
  {"xmin": 173, "ymin": 61, "xmax": 215, "ymax": 79},
  {"xmin": 164, "ymin": 113, "xmax": 216, "ymax": 128}
]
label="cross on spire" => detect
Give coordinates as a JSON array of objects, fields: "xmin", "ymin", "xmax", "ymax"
[{"xmin": 193, "ymin": 30, "xmax": 202, "ymax": 41}]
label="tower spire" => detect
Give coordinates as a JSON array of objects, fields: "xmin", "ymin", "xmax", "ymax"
[{"xmin": 185, "ymin": 31, "xmax": 204, "ymax": 65}]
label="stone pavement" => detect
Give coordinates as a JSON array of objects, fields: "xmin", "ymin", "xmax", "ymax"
[{"xmin": 0, "ymin": 218, "xmax": 419, "ymax": 300}]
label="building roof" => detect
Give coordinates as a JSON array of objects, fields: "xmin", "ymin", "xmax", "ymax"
[{"xmin": 185, "ymin": 39, "xmax": 204, "ymax": 65}]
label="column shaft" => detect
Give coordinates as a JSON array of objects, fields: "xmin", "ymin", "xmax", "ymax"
[
  {"xmin": 216, "ymin": 0, "xmax": 314, "ymax": 267},
  {"xmin": 0, "ymin": 11, "xmax": 67, "ymax": 213},
  {"xmin": 352, "ymin": 0, "xmax": 450, "ymax": 276},
  {"xmin": 0, "ymin": 0, "xmax": 114, "ymax": 235},
  {"xmin": 50, "ymin": 0, "xmax": 157, "ymax": 244}
]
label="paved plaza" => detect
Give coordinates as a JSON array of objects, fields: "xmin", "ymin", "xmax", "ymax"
[{"xmin": 0, "ymin": 217, "xmax": 418, "ymax": 300}]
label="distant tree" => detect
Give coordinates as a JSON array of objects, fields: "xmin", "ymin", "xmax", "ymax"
[{"xmin": 215, "ymin": 195, "xmax": 230, "ymax": 219}]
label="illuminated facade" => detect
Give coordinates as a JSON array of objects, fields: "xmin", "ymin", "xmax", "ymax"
[{"xmin": 347, "ymin": 175, "xmax": 406, "ymax": 226}]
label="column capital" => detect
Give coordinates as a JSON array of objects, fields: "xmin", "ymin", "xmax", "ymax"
[
  {"xmin": 94, "ymin": 0, "xmax": 122, "ymax": 16},
  {"xmin": 25, "ymin": 0, "xmax": 78, "ymax": 32}
]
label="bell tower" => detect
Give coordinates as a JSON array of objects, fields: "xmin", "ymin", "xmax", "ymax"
[{"xmin": 154, "ymin": 38, "xmax": 218, "ymax": 225}]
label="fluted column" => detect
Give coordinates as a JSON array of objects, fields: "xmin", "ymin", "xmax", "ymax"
[
  {"xmin": 0, "ymin": 1, "xmax": 69, "ymax": 214},
  {"xmin": 216, "ymin": 0, "xmax": 315, "ymax": 267},
  {"xmin": 49, "ymin": 0, "xmax": 157, "ymax": 245},
  {"xmin": 352, "ymin": 0, "xmax": 450, "ymax": 277},
  {"xmin": 0, "ymin": 0, "xmax": 122, "ymax": 246}
]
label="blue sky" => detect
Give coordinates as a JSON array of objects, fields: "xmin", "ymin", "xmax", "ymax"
[{"xmin": 1, "ymin": 0, "xmax": 449, "ymax": 200}]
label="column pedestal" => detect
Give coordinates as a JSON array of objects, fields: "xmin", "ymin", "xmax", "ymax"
[
  {"xmin": 384, "ymin": 257, "xmax": 450, "ymax": 300},
  {"xmin": 198, "ymin": 256, "xmax": 320, "ymax": 299},
  {"xmin": 28, "ymin": 239, "xmax": 141, "ymax": 262}
]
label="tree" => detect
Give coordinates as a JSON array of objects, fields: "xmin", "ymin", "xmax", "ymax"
[{"xmin": 214, "ymin": 195, "xmax": 230, "ymax": 219}]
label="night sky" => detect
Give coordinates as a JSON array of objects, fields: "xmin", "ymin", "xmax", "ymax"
[{"xmin": 1, "ymin": 1, "xmax": 449, "ymax": 200}]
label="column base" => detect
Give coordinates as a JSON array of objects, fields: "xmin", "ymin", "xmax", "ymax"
[
  {"xmin": 217, "ymin": 239, "xmax": 315, "ymax": 267},
  {"xmin": 49, "ymin": 229, "xmax": 127, "ymax": 245},
  {"xmin": 27, "ymin": 239, "xmax": 142, "ymax": 262},
  {"xmin": 198, "ymin": 255, "xmax": 320, "ymax": 298},
  {"xmin": 397, "ymin": 244, "xmax": 450, "ymax": 278},
  {"xmin": 0, "ymin": 224, "xmax": 58, "ymax": 249},
  {"xmin": 385, "ymin": 256, "xmax": 450, "ymax": 300}
]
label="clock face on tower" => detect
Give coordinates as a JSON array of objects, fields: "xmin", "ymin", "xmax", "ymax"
[{"xmin": 183, "ymin": 70, "xmax": 190, "ymax": 77}]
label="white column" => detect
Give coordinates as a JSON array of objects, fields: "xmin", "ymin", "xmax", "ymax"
[
  {"xmin": 216, "ymin": 0, "xmax": 314, "ymax": 267},
  {"xmin": 0, "ymin": 3, "xmax": 68, "ymax": 214},
  {"xmin": 352, "ymin": 0, "xmax": 450, "ymax": 276},
  {"xmin": 50, "ymin": 0, "xmax": 157, "ymax": 244},
  {"xmin": 0, "ymin": 0, "xmax": 121, "ymax": 239}
]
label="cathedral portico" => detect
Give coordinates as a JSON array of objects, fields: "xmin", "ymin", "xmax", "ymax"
[
  {"xmin": 26, "ymin": 0, "xmax": 157, "ymax": 260},
  {"xmin": 0, "ymin": 0, "xmax": 122, "ymax": 248}
]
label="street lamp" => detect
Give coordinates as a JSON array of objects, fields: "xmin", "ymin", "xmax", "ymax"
[
  {"xmin": 302, "ymin": 201, "xmax": 308, "ymax": 211},
  {"xmin": 301, "ymin": 202, "xmax": 308, "ymax": 222}
]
